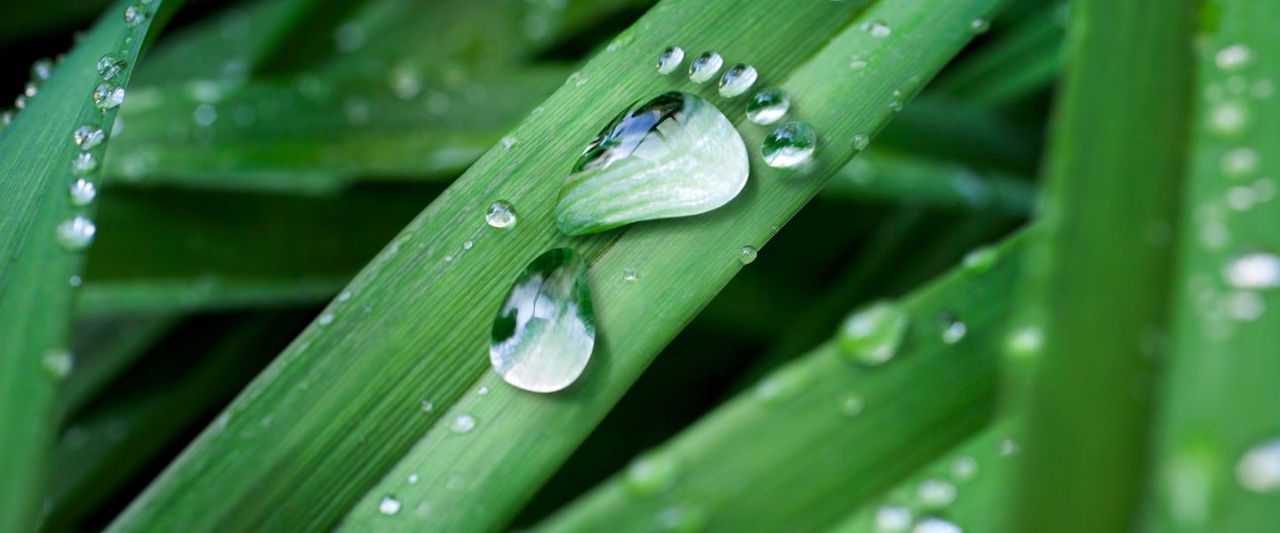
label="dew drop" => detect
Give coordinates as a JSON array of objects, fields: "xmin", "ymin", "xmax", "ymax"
[
  {"xmin": 92, "ymin": 83, "xmax": 125, "ymax": 110},
  {"xmin": 1237, "ymin": 439, "xmax": 1280, "ymax": 493},
  {"xmin": 951, "ymin": 456, "xmax": 978, "ymax": 481},
  {"xmin": 939, "ymin": 315, "xmax": 967, "ymax": 344},
  {"xmin": 71, "ymin": 153, "xmax": 98, "ymax": 175},
  {"xmin": 42, "ymin": 349, "xmax": 74, "ymax": 380},
  {"xmin": 917, "ymin": 478, "xmax": 957, "ymax": 508},
  {"xmin": 657, "ymin": 46, "xmax": 685, "ymax": 75},
  {"xmin": 913, "ymin": 517, "xmax": 962, "ymax": 533},
  {"xmin": 23, "ymin": 82, "xmax": 38, "ymax": 98},
  {"xmin": 1223, "ymin": 252, "xmax": 1280, "ymax": 289},
  {"xmin": 746, "ymin": 88, "xmax": 790, "ymax": 125},
  {"xmin": 962, "ymin": 246, "xmax": 999, "ymax": 274},
  {"xmin": 850, "ymin": 56, "xmax": 869, "ymax": 71},
  {"xmin": 999, "ymin": 438, "xmax": 1020, "ymax": 456},
  {"xmin": 969, "ymin": 18, "xmax": 990, "ymax": 33},
  {"xmin": 500, "ymin": 135, "xmax": 518, "ymax": 149},
  {"xmin": 718, "ymin": 64, "xmax": 758, "ymax": 98},
  {"xmin": 194, "ymin": 103, "xmax": 218, "ymax": 126},
  {"xmin": 462, "ymin": 240, "xmax": 474, "ymax": 251},
  {"xmin": 97, "ymin": 54, "xmax": 126, "ymax": 80},
  {"xmin": 838, "ymin": 301, "xmax": 908, "ymax": 366},
  {"xmin": 874, "ymin": 505, "xmax": 912, "ymax": 532},
  {"xmin": 317, "ymin": 312, "xmax": 334, "ymax": 326},
  {"xmin": 408, "ymin": 473, "xmax": 419, "ymax": 484},
  {"xmin": 623, "ymin": 267, "xmax": 638, "ymax": 282},
  {"xmin": 1005, "ymin": 326, "xmax": 1043, "ymax": 358},
  {"xmin": 450, "ymin": 414, "xmax": 476, "ymax": 433},
  {"xmin": 419, "ymin": 400, "xmax": 434, "ymax": 412},
  {"xmin": 1221, "ymin": 147, "xmax": 1259, "ymax": 177},
  {"xmin": 56, "ymin": 216, "xmax": 96, "ymax": 251},
  {"xmin": 853, "ymin": 133, "xmax": 871, "ymax": 151},
  {"xmin": 739, "ymin": 246, "xmax": 758, "ymax": 265},
  {"xmin": 123, "ymin": 2, "xmax": 151, "ymax": 26},
  {"xmin": 490, "ymin": 248, "xmax": 595, "ymax": 393},
  {"xmin": 840, "ymin": 394, "xmax": 865, "ymax": 417},
  {"xmin": 31, "ymin": 58, "xmax": 53, "ymax": 81},
  {"xmin": 688, "ymin": 52, "xmax": 724, "ymax": 84},
  {"xmin": 655, "ymin": 505, "xmax": 707, "ymax": 532},
  {"xmin": 69, "ymin": 178, "xmax": 97, "ymax": 206},
  {"xmin": 625, "ymin": 454, "xmax": 678, "ymax": 497},
  {"xmin": 763, "ymin": 121, "xmax": 817, "ymax": 168},
  {"xmin": 1215, "ymin": 44, "xmax": 1252, "ymax": 72},
  {"xmin": 73, "ymin": 125, "xmax": 105, "ymax": 151},
  {"xmin": 378, "ymin": 495, "xmax": 401, "ymax": 515},
  {"xmin": 865, "ymin": 20, "xmax": 892, "ymax": 39},
  {"xmin": 1209, "ymin": 101, "xmax": 1248, "ymax": 136},
  {"xmin": 486, "ymin": 200, "xmax": 517, "ymax": 229}
]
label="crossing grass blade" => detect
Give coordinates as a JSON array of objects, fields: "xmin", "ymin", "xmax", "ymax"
[
  {"xmin": 932, "ymin": 3, "xmax": 1064, "ymax": 105},
  {"xmin": 0, "ymin": 1, "xmax": 178, "ymax": 529},
  {"xmin": 106, "ymin": 0, "xmax": 1007, "ymax": 530}
]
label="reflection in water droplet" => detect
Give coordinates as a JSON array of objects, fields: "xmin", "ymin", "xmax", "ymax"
[
  {"xmin": 718, "ymin": 64, "xmax": 758, "ymax": 98},
  {"xmin": 962, "ymin": 246, "xmax": 999, "ymax": 274},
  {"xmin": 450, "ymin": 414, "xmax": 476, "ymax": 433},
  {"xmin": 657, "ymin": 46, "xmax": 685, "ymax": 75},
  {"xmin": 688, "ymin": 52, "xmax": 724, "ymax": 84},
  {"xmin": 875, "ymin": 505, "xmax": 912, "ymax": 532},
  {"xmin": 486, "ymin": 201, "xmax": 517, "ymax": 229},
  {"xmin": 1237, "ymin": 439, "xmax": 1280, "ymax": 493},
  {"xmin": 838, "ymin": 301, "xmax": 908, "ymax": 366},
  {"xmin": 378, "ymin": 495, "xmax": 401, "ymax": 515},
  {"xmin": 31, "ymin": 58, "xmax": 53, "ymax": 81},
  {"xmin": 56, "ymin": 216, "xmax": 97, "ymax": 251},
  {"xmin": 419, "ymin": 400, "xmax": 434, "ymax": 412},
  {"xmin": 554, "ymin": 92, "xmax": 748, "ymax": 235},
  {"xmin": 490, "ymin": 248, "xmax": 595, "ymax": 393},
  {"xmin": 969, "ymin": 18, "xmax": 990, "ymax": 33},
  {"xmin": 938, "ymin": 314, "xmax": 967, "ymax": 344},
  {"xmin": 853, "ymin": 133, "xmax": 870, "ymax": 151},
  {"xmin": 746, "ymin": 88, "xmax": 790, "ymax": 125},
  {"xmin": 763, "ymin": 122, "xmax": 817, "ymax": 168}
]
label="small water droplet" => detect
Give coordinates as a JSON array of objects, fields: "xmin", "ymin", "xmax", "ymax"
[
  {"xmin": 69, "ymin": 178, "xmax": 97, "ymax": 206},
  {"xmin": 1224, "ymin": 252, "xmax": 1280, "ymax": 289},
  {"xmin": 939, "ymin": 315, "xmax": 967, "ymax": 344},
  {"xmin": 718, "ymin": 64, "xmax": 757, "ymax": 98},
  {"xmin": 92, "ymin": 83, "xmax": 125, "ymax": 110},
  {"xmin": 838, "ymin": 301, "xmax": 908, "ymax": 366},
  {"xmin": 193, "ymin": 103, "xmax": 218, "ymax": 126},
  {"xmin": 688, "ymin": 52, "xmax": 724, "ymax": 84},
  {"xmin": 337, "ymin": 290, "xmax": 352, "ymax": 302},
  {"xmin": 1215, "ymin": 44, "xmax": 1252, "ymax": 72},
  {"xmin": 917, "ymin": 478, "xmax": 957, "ymax": 508},
  {"xmin": 865, "ymin": 20, "xmax": 892, "ymax": 39},
  {"xmin": 853, "ymin": 133, "xmax": 870, "ymax": 151},
  {"xmin": 739, "ymin": 246, "xmax": 758, "ymax": 265},
  {"xmin": 23, "ymin": 82, "xmax": 38, "ymax": 98},
  {"xmin": 477, "ymin": 385, "xmax": 488, "ymax": 395},
  {"xmin": 913, "ymin": 517, "xmax": 962, "ymax": 533},
  {"xmin": 450, "ymin": 414, "xmax": 476, "ymax": 433},
  {"xmin": 874, "ymin": 505, "xmax": 912, "ymax": 532},
  {"xmin": 42, "ymin": 349, "xmax": 74, "ymax": 380},
  {"xmin": 746, "ymin": 88, "xmax": 790, "ymax": 125},
  {"xmin": 123, "ymin": 2, "xmax": 151, "ymax": 26},
  {"xmin": 625, "ymin": 454, "xmax": 678, "ymax": 497},
  {"xmin": 850, "ymin": 56, "xmax": 869, "ymax": 71},
  {"xmin": 657, "ymin": 46, "xmax": 685, "ymax": 75},
  {"xmin": 73, "ymin": 125, "xmax": 105, "ymax": 151},
  {"xmin": 970, "ymin": 17, "xmax": 990, "ymax": 33},
  {"xmin": 655, "ymin": 505, "xmax": 707, "ymax": 532},
  {"xmin": 97, "ymin": 54, "xmax": 126, "ymax": 80},
  {"xmin": 378, "ymin": 495, "xmax": 401, "ymax": 515},
  {"xmin": 462, "ymin": 240, "xmax": 474, "ymax": 251},
  {"xmin": 56, "ymin": 216, "xmax": 96, "ymax": 251},
  {"xmin": 1237, "ymin": 439, "xmax": 1280, "ymax": 493},
  {"xmin": 1209, "ymin": 101, "xmax": 1248, "ymax": 136},
  {"xmin": 1221, "ymin": 147, "xmax": 1259, "ymax": 177},
  {"xmin": 951, "ymin": 456, "xmax": 978, "ymax": 481},
  {"xmin": 71, "ymin": 153, "xmax": 98, "ymax": 175},
  {"xmin": 1005, "ymin": 326, "xmax": 1043, "ymax": 358},
  {"xmin": 623, "ymin": 267, "xmax": 638, "ymax": 282},
  {"xmin": 999, "ymin": 438, "xmax": 1020, "ymax": 456},
  {"xmin": 501, "ymin": 135, "xmax": 518, "ymax": 149},
  {"xmin": 31, "ymin": 58, "xmax": 53, "ymax": 81},
  {"xmin": 962, "ymin": 246, "xmax": 998, "ymax": 274},
  {"xmin": 490, "ymin": 248, "xmax": 595, "ymax": 393},
  {"xmin": 419, "ymin": 400, "xmax": 434, "ymax": 412},
  {"xmin": 486, "ymin": 201, "xmax": 517, "ymax": 229},
  {"xmin": 840, "ymin": 394, "xmax": 865, "ymax": 417}
]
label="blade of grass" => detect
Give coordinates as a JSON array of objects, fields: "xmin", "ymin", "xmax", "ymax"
[
  {"xmin": 931, "ymin": 3, "xmax": 1065, "ymax": 105},
  {"xmin": 824, "ymin": 149, "xmax": 1035, "ymax": 215},
  {"xmin": 61, "ymin": 314, "xmax": 179, "ymax": 417},
  {"xmin": 1007, "ymin": 0, "xmax": 1194, "ymax": 530},
  {"xmin": 537, "ymin": 230, "xmax": 1029, "ymax": 532},
  {"xmin": 1145, "ymin": 1, "xmax": 1280, "ymax": 530},
  {"xmin": 109, "ymin": 0, "xmax": 1004, "ymax": 530},
  {"xmin": 0, "ymin": 1, "xmax": 177, "ymax": 528}
]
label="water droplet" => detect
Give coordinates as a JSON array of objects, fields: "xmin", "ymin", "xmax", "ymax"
[
  {"xmin": 92, "ymin": 83, "xmax": 125, "ymax": 110},
  {"xmin": 31, "ymin": 58, "xmax": 53, "ymax": 81},
  {"xmin": 1227, "ymin": 291, "xmax": 1265, "ymax": 321},
  {"xmin": 623, "ymin": 267, "xmax": 638, "ymax": 282},
  {"xmin": 917, "ymin": 478, "xmax": 957, "ymax": 508},
  {"xmin": 1221, "ymin": 147, "xmax": 1259, "ymax": 177},
  {"xmin": 625, "ymin": 454, "xmax": 678, "ymax": 497},
  {"xmin": 56, "ymin": 216, "xmax": 96, "ymax": 251},
  {"xmin": 1237, "ymin": 439, "xmax": 1280, "ymax": 492},
  {"xmin": 501, "ymin": 135, "xmax": 518, "ymax": 149},
  {"xmin": 1209, "ymin": 101, "xmax": 1248, "ymax": 135},
  {"xmin": 762, "ymin": 122, "xmax": 817, "ymax": 168},
  {"xmin": 913, "ymin": 517, "xmax": 962, "ymax": 533},
  {"xmin": 123, "ymin": 2, "xmax": 151, "ymax": 26},
  {"xmin": 337, "ymin": 290, "xmax": 352, "ymax": 302},
  {"xmin": 1224, "ymin": 252, "xmax": 1280, "ymax": 289},
  {"xmin": 450, "ymin": 414, "xmax": 476, "ymax": 433},
  {"xmin": 655, "ymin": 505, "xmax": 707, "ymax": 532},
  {"xmin": 951, "ymin": 456, "xmax": 978, "ymax": 481},
  {"xmin": 850, "ymin": 56, "xmax": 869, "ymax": 71},
  {"xmin": 97, "ymin": 54, "xmax": 126, "ymax": 80},
  {"xmin": 970, "ymin": 18, "xmax": 990, "ymax": 33},
  {"xmin": 317, "ymin": 312, "xmax": 334, "ymax": 326},
  {"xmin": 490, "ymin": 248, "xmax": 596, "ymax": 393},
  {"xmin": 738, "ymin": 246, "xmax": 758, "ymax": 265},
  {"xmin": 939, "ymin": 315, "xmax": 967, "ymax": 344},
  {"xmin": 746, "ymin": 88, "xmax": 790, "ymax": 125},
  {"xmin": 378, "ymin": 495, "xmax": 401, "ymax": 515},
  {"xmin": 838, "ymin": 301, "xmax": 908, "ymax": 366},
  {"xmin": 73, "ymin": 125, "xmax": 105, "ymax": 151},
  {"xmin": 999, "ymin": 438, "xmax": 1020, "ymax": 456},
  {"xmin": 69, "ymin": 178, "xmax": 97, "ymax": 206},
  {"xmin": 462, "ymin": 240, "xmax": 474, "ymax": 251},
  {"xmin": 42, "ymin": 349, "xmax": 74, "ymax": 380},
  {"xmin": 865, "ymin": 20, "xmax": 892, "ymax": 38},
  {"xmin": 1005, "ymin": 326, "xmax": 1043, "ymax": 358},
  {"xmin": 657, "ymin": 46, "xmax": 685, "ymax": 75},
  {"xmin": 853, "ymin": 133, "xmax": 871, "ymax": 151},
  {"xmin": 874, "ymin": 505, "xmax": 912, "ymax": 532},
  {"xmin": 194, "ymin": 103, "xmax": 217, "ymax": 126},
  {"xmin": 71, "ymin": 153, "xmax": 98, "ymax": 175},
  {"xmin": 688, "ymin": 52, "xmax": 724, "ymax": 84},
  {"xmin": 419, "ymin": 400, "xmax": 434, "ymax": 412},
  {"xmin": 554, "ymin": 92, "xmax": 748, "ymax": 235},
  {"xmin": 486, "ymin": 201, "xmax": 517, "ymax": 229},
  {"xmin": 718, "ymin": 64, "xmax": 757, "ymax": 98},
  {"xmin": 1215, "ymin": 44, "xmax": 1252, "ymax": 72},
  {"xmin": 23, "ymin": 82, "xmax": 38, "ymax": 98},
  {"xmin": 840, "ymin": 394, "xmax": 865, "ymax": 417},
  {"xmin": 408, "ymin": 473, "xmax": 419, "ymax": 484},
  {"xmin": 962, "ymin": 246, "xmax": 998, "ymax": 274}
]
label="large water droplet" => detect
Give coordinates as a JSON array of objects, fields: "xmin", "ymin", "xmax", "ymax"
[
  {"xmin": 378, "ymin": 495, "xmax": 401, "ymax": 515},
  {"xmin": 762, "ymin": 121, "xmax": 817, "ymax": 168},
  {"xmin": 1224, "ymin": 252, "xmax": 1280, "ymax": 289},
  {"xmin": 69, "ymin": 178, "xmax": 97, "ymax": 206},
  {"xmin": 875, "ymin": 505, "xmax": 912, "ymax": 532},
  {"xmin": 73, "ymin": 125, "xmax": 105, "ymax": 151},
  {"xmin": 490, "ymin": 248, "xmax": 596, "ymax": 393},
  {"xmin": 838, "ymin": 301, "xmax": 908, "ymax": 366},
  {"xmin": 688, "ymin": 52, "xmax": 723, "ymax": 84},
  {"xmin": 486, "ymin": 201, "xmax": 517, "ymax": 229},
  {"xmin": 56, "ymin": 216, "xmax": 96, "ymax": 251},
  {"xmin": 92, "ymin": 83, "xmax": 125, "ymax": 110},
  {"xmin": 657, "ymin": 46, "xmax": 685, "ymax": 75},
  {"xmin": 554, "ymin": 92, "xmax": 748, "ymax": 235},
  {"xmin": 625, "ymin": 454, "xmax": 679, "ymax": 497},
  {"xmin": 97, "ymin": 54, "xmax": 126, "ymax": 80},
  {"xmin": 746, "ymin": 88, "xmax": 790, "ymax": 125},
  {"xmin": 1237, "ymin": 439, "xmax": 1280, "ymax": 493},
  {"xmin": 718, "ymin": 64, "xmax": 757, "ymax": 98}
]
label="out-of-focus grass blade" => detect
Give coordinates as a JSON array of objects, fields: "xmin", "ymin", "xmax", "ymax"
[
  {"xmin": 78, "ymin": 185, "xmax": 434, "ymax": 316},
  {"xmin": 824, "ymin": 150, "xmax": 1035, "ymax": 215},
  {"xmin": 0, "ymin": 0, "xmax": 113, "ymax": 46},
  {"xmin": 109, "ymin": 0, "xmax": 1004, "ymax": 530},
  {"xmin": 61, "ymin": 314, "xmax": 179, "ymax": 416},
  {"xmin": 932, "ymin": 3, "xmax": 1065, "ymax": 105},
  {"xmin": 538, "ymin": 231, "xmax": 1029, "ymax": 532},
  {"xmin": 1145, "ymin": 1, "xmax": 1280, "ymax": 531},
  {"xmin": 0, "ymin": 1, "xmax": 177, "ymax": 528},
  {"xmin": 1007, "ymin": 0, "xmax": 1194, "ymax": 530},
  {"xmin": 133, "ymin": 0, "xmax": 309, "ymax": 84},
  {"xmin": 875, "ymin": 96, "xmax": 1039, "ymax": 172}
]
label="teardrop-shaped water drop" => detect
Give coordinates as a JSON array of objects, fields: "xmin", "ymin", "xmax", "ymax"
[
  {"xmin": 554, "ymin": 92, "xmax": 748, "ymax": 236},
  {"xmin": 718, "ymin": 64, "xmax": 757, "ymax": 98},
  {"xmin": 763, "ymin": 121, "xmax": 817, "ymax": 168},
  {"xmin": 838, "ymin": 301, "xmax": 908, "ymax": 365},
  {"xmin": 739, "ymin": 246, "xmax": 758, "ymax": 265},
  {"xmin": 657, "ymin": 46, "xmax": 685, "ymax": 75},
  {"xmin": 73, "ymin": 125, "xmax": 105, "ymax": 151},
  {"xmin": 688, "ymin": 52, "xmax": 723, "ymax": 84},
  {"xmin": 746, "ymin": 88, "xmax": 789, "ymax": 125},
  {"xmin": 490, "ymin": 248, "xmax": 596, "ymax": 393}
]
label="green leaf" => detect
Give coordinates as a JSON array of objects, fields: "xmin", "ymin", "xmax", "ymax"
[{"xmin": 0, "ymin": 1, "xmax": 176, "ymax": 528}]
